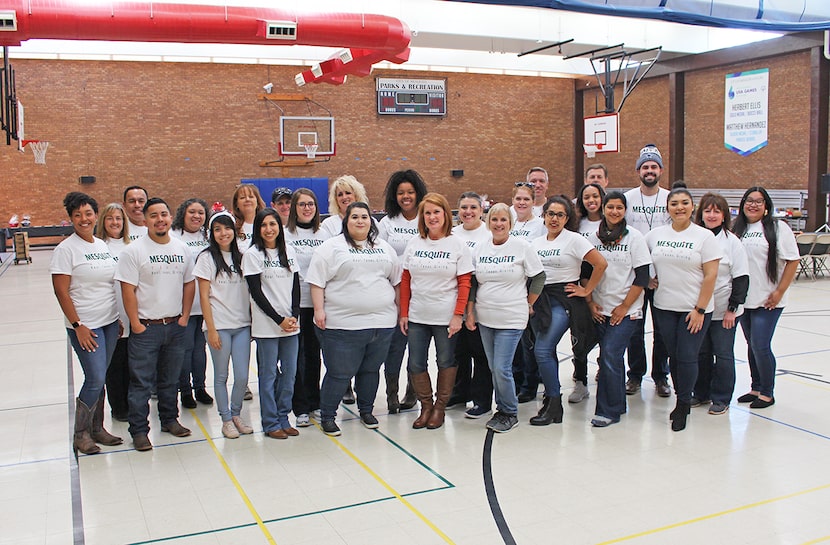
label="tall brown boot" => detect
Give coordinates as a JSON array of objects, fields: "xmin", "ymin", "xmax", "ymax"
[
  {"xmin": 399, "ymin": 374, "xmax": 417, "ymax": 410},
  {"xmin": 427, "ymin": 367, "xmax": 458, "ymax": 429},
  {"xmin": 410, "ymin": 372, "xmax": 434, "ymax": 429},
  {"xmin": 74, "ymin": 398, "xmax": 100, "ymax": 455},
  {"xmin": 91, "ymin": 392, "xmax": 123, "ymax": 446}
]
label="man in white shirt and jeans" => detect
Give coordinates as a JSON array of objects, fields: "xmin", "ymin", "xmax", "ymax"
[{"xmin": 116, "ymin": 197, "xmax": 196, "ymax": 451}]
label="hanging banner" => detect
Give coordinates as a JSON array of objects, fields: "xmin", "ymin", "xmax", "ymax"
[{"xmin": 724, "ymin": 68, "xmax": 769, "ymax": 156}]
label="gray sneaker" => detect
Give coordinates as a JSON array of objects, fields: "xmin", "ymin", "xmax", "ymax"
[
  {"xmin": 568, "ymin": 382, "xmax": 590, "ymax": 403},
  {"xmin": 486, "ymin": 412, "xmax": 518, "ymax": 433},
  {"xmin": 708, "ymin": 402, "xmax": 729, "ymax": 415}
]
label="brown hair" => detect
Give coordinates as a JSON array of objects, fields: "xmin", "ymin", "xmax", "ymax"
[
  {"xmin": 232, "ymin": 184, "xmax": 266, "ymax": 234},
  {"xmin": 417, "ymin": 192, "xmax": 453, "ymax": 239},
  {"xmin": 96, "ymin": 202, "xmax": 130, "ymax": 243},
  {"xmin": 695, "ymin": 192, "xmax": 731, "ymax": 231}
]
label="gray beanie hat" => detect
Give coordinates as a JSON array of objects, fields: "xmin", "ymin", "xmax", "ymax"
[{"xmin": 635, "ymin": 144, "xmax": 663, "ymax": 170}]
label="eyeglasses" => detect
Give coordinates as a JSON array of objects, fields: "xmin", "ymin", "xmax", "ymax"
[
  {"xmin": 515, "ymin": 182, "xmax": 535, "ymax": 189},
  {"xmin": 545, "ymin": 211, "xmax": 567, "ymax": 219},
  {"xmin": 744, "ymin": 198, "xmax": 765, "ymax": 206},
  {"xmin": 296, "ymin": 202, "xmax": 316, "ymax": 208}
]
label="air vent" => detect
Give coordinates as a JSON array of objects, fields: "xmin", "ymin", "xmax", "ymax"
[
  {"xmin": 0, "ymin": 11, "xmax": 17, "ymax": 31},
  {"xmin": 265, "ymin": 21, "xmax": 297, "ymax": 40}
]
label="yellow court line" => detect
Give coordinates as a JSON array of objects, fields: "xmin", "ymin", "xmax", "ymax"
[
  {"xmin": 595, "ymin": 482, "xmax": 830, "ymax": 545},
  {"xmin": 316, "ymin": 422, "xmax": 457, "ymax": 545},
  {"xmin": 801, "ymin": 535, "xmax": 830, "ymax": 545},
  {"xmin": 192, "ymin": 412, "xmax": 278, "ymax": 545}
]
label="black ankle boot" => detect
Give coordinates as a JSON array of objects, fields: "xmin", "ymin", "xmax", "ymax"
[
  {"xmin": 670, "ymin": 401, "xmax": 690, "ymax": 432},
  {"xmin": 529, "ymin": 394, "xmax": 563, "ymax": 426}
]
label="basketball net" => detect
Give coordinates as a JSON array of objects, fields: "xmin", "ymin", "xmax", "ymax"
[
  {"xmin": 24, "ymin": 140, "xmax": 49, "ymax": 164},
  {"xmin": 583, "ymin": 143, "xmax": 603, "ymax": 159},
  {"xmin": 303, "ymin": 143, "xmax": 318, "ymax": 159}
]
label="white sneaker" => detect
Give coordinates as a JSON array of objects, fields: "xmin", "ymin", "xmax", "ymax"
[
  {"xmin": 232, "ymin": 416, "xmax": 253, "ymax": 435},
  {"xmin": 296, "ymin": 414, "xmax": 311, "ymax": 427},
  {"xmin": 568, "ymin": 382, "xmax": 590, "ymax": 403},
  {"xmin": 311, "ymin": 409, "xmax": 322, "ymax": 421},
  {"xmin": 222, "ymin": 420, "xmax": 240, "ymax": 439}
]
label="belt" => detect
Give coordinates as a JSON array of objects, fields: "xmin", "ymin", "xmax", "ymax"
[{"xmin": 140, "ymin": 315, "xmax": 182, "ymax": 326}]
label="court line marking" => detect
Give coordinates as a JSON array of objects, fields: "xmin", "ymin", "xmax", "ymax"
[
  {"xmin": 482, "ymin": 429, "xmax": 517, "ymax": 545},
  {"xmin": 65, "ymin": 339, "xmax": 86, "ymax": 545},
  {"xmin": 801, "ymin": 535, "xmax": 830, "ymax": 545},
  {"xmin": 315, "ymin": 419, "xmax": 457, "ymax": 545},
  {"xmin": 191, "ymin": 412, "xmax": 279, "ymax": 545},
  {"xmin": 593, "ymin": 481, "xmax": 830, "ymax": 545}
]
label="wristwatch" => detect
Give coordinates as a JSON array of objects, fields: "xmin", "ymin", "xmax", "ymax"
[
  {"xmin": 71, "ymin": 321, "xmax": 83, "ymax": 328},
  {"xmin": 694, "ymin": 306, "xmax": 705, "ymax": 315},
  {"xmin": 727, "ymin": 304, "xmax": 738, "ymax": 313}
]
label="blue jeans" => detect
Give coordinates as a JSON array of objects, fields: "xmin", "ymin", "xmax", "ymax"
[
  {"xmin": 255, "ymin": 335, "xmax": 299, "ymax": 432},
  {"xmin": 627, "ymin": 289, "xmax": 670, "ymax": 383},
  {"xmin": 406, "ymin": 322, "xmax": 459, "ymax": 374},
  {"xmin": 479, "ymin": 325, "xmax": 522, "ymax": 415},
  {"xmin": 594, "ymin": 317, "xmax": 638, "ymax": 421},
  {"xmin": 652, "ymin": 308, "xmax": 711, "ymax": 404},
  {"xmin": 318, "ymin": 327, "xmax": 395, "ymax": 420},
  {"xmin": 293, "ymin": 308, "xmax": 322, "ymax": 415},
  {"xmin": 67, "ymin": 320, "xmax": 120, "ymax": 407},
  {"xmin": 383, "ymin": 327, "xmax": 409, "ymax": 377},
  {"xmin": 696, "ymin": 320, "xmax": 738, "ymax": 404},
  {"xmin": 531, "ymin": 300, "xmax": 570, "ymax": 397},
  {"xmin": 739, "ymin": 307, "xmax": 783, "ymax": 398},
  {"xmin": 127, "ymin": 322, "xmax": 186, "ymax": 436},
  {"xmin": 179, "ymin": 315, "xmax": 207, "ymax": 393},
  {"xmin": 210, "ymin": 327, "xmax": 251, "ymax": 422}
]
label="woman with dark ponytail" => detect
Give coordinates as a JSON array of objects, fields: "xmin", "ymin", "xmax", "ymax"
[{"xmin": 731, "ymin": 186, "xmax": 799, "ymax": 409}]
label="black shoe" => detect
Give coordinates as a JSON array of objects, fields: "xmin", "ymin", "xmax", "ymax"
[
  {"xmin": 529, "ymin": 395, "xmax": 563, "ymax": 426},
  {"xmin": 670, "ymin": 402, "xmax": 690, "ymax": 432},
  {"xmin": 194, "ymin": 389, "xmax": 214, "ymax": 405},
  {"xmin": 111, "ymin": 412, "xmax": 129, "ymax": 423},
  {"xmin": 360, "ymin": 413, "xmax": 379, "ymax": 429},
  {"xmin": 737, "ymin": 392, "xmax": 758, "ymax": 403},
  {"xmin": 655, "ymin": 380, "xmax": 672, "ymax": 397},
  {"xmin": 625, "ymin": 380, "xmax": 641, "ymax": 395},
  {"xmin": 342, "ymin": 384, "xmax": 356, "ymax": 405},
  {"xmin": 321, "ymin": 420, "xmax": 341, "ymax": 436},
  {"xmin": 517, "ymin": 391, "xmax": 536, "ymax": 403},
  {"xmin": 749, "ymin": 397, "xmax": 775, "ymax": 409},
  {"xmin": 181, "ymin": 392, "xmax": 197, "ymax": 409}
]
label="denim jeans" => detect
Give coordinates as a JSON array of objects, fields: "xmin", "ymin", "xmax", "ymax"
[
  {"xmin": 696, "ymin": 320, "xmax": 738, "ymax": 404},
  {"xmin": 127, "ymin": 322, "xmax": 186, "ymax": 436},
  {"xmin": 255, "ymin": 335, "xmax": 299, "ymax": 432},
  {"xmin": 406, "ymin": 322, "xmax": 459, "ymax": 374},
  {"xmin": 478, "ymin": 325, "xmax": 522, "ymax": 415},
  {"xmin": 739, "ymin": 307, "xmax": 783, "ymax": 398},
  {"xmin": 531, "ymin": 300, "xmax": 570, "ymax": 397},
  {"xmin": 105, "ymin": 337, "xmax": 130, "ymax": 417},
  {"xmin": 318, "ymin": 327, "xmax": 395, "ymax": 421},
  {"xmin": 452, "ymin": 323, "xmax": 493, "ymax": 409},
  {"xmin": 383, "ymin": 327, "xmax": 409, "ymax": 377},
  {"xmin": 627, "ymin": 289, "xmax": 670, "ymax": 383},
  {"xmin": 594, "ymin": 317, "xmax": 638, "ymax": 421},
  {"xmin": 210, "ymin": 326, "xmax": 251, "ymax": 422},
  {"xmin": 179, "ymin": 315, "xmax": 207, "ymax": 393},
  {"xmin": 652, "ymin": 308, "xmax": 711, "ymax": 404},
  {"xmin": 68, "ymin": 320, "xmax": 120, "ymax": 407},
  {"xmin": 292, "ymin": 308, "xmax": 322, "ymax": 415}
]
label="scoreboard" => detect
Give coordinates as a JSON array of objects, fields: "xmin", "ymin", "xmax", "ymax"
[{"xmin": 376, "ymin": 77, "xmax": 447, "ymax": 116}]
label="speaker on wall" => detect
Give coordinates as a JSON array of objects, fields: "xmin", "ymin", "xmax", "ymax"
[
  {"xmin": 79, "ymin": 176, "xmax": 96, "ymax": 184},
  {"xmin": 821, "ymin": 173, "xmax": 830, "ymax": 194},
  {"xmin": 451, "ymin": 169, "xmax": 464, "ymax": 178}
]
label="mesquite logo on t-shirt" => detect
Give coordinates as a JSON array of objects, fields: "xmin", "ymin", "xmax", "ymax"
[{"xmin": 392, "ymin": 227, "xmax": 418, "ymax": 235}]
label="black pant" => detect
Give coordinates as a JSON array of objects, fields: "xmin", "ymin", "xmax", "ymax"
[
  {"xmin": 105, "ymin": 337, "xmax": 130, "ymax": 417},
  {"xmin": 292, "ymin": 308, "xmax": 322, "ymax": 415},
  {"xmin": 626, "ymin": 289, "xmax": 669, "ymax": 383},
  {"xmin": 450, "ymin": 324, "xmax": 493, "ymax": 408}
]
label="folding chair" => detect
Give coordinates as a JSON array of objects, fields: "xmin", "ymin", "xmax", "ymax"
[
  {"xmin": 795, "ymin": 232, "xmax": 816, "ymax": 280},
  {"xmin": 809, "ymin": 233, "xmax": 830, "ymax": 278}
]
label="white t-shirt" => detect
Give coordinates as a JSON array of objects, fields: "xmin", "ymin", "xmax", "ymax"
[
  {"xmin": 127, "ymin": 220, "xmax": 147, "ymax": 241},
  {"xmin": 578, "ymin": 218, "xmax": 601, "ymax": 239},
  {"xmin": 587, "ymin": 229, "xmax": 651, "ymax": 318},
  {"xmin": 306, "ymin": 235, "xmax": 401, "ymax": 330},
  {"xmin": 509, "ymin": 216, "xmax": 546, "ymax": 241},
  {"xmin": 402, "ymin": 235, "xmax": 474, "ymax": 325},
  {"xmin": 473, "ymin": 237, "xmax": 543, "ymax": 330},
  {"xmin": 49, "ymin": 234, "xmax": 119, "ymax": 329},
  {"xmin": 452, "ymin": 222, "xmax": 491, "ymax": 251},
  {"xmin": 740, "ymin": 220, "xmax": 799, "ymax": 309},
  {"xmin": 236, "ymin": 222, "xmax": 254, "ymax": 251},
  {"xmin": 645, "ymin": 223, "xmax": 723, "ymax": 313},
  {"xmin": 285, "ymin": 226, "xmax": 331, "ymax": 308},
  {"xmin": 320, "ymin": 215, "xmax": 344, "ymax": 238},
  {"xmin": 105, "ymin": 237, "xmax": 130, "ymax": 335},
  {"xmin": 379, "ymin": 214, "xmax": 419, "ymax": 256},
  {"xmin": 531, "ymin": 229, "xmax": 594, "ymax": 285},
  {"xmin": 115, "ymin": 235, "xmax": 195, "ymax": 320},
  {"xmin": 242, "ymin": 245, "xmax": 299, "ymax": 338},
  {"xmin": 194, "ymin": 251, "xmax": 251, "ymax": 331},
  {"xmin": 709, "ymin": 228, "xmax": 750, "ymax": 320},
  {"xmin": 624, "ymin": 187, "xmax": 671, "ymax": 235},
  {"xmin": 171, "ymin": 229, "xmax": 210, "ymax": 315},
  {"xmin": 509, "ymin": 204, "xmax": 544, "ymax": 219}
]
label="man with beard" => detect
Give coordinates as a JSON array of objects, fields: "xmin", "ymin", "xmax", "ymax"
[
  {"xmin": 116, "ymin": 197, "xmax": 196, "ymax": 451},
  {"xmin": 623, "ymin": 145, "xmax": 672, "ymax": 398}
]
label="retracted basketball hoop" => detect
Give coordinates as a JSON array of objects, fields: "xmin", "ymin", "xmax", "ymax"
[
  {"xmin": 583, "ymin": 143, "xmax": 603, "ymax": 159},
  {"xmin": 303, "ymin": 143, "xmax": 318, "ymax": 159},
  {"xmin": 22, "ymin": 140, "xmax": 49, "ymax": 164}
]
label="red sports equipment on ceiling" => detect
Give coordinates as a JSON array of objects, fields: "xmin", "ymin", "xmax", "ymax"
[{"xmin": 0, "ymin": 1, "xmax": 411, "ymax": 85}]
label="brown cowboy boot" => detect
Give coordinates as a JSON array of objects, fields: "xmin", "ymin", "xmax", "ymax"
[
  {"xmin": 410, "ymin": 372, "xmax": 434, "ymax": 429},
  {"xmin": 91, "ymin": 392, "xmax": 123, "ymax": 446},
  {"xmin": 74, "ymin": 398, "xmax": 100, "ymax": 455},
  {"xmin": 427, "ymin": 366, "xmax": 458, "ymax": 429}
]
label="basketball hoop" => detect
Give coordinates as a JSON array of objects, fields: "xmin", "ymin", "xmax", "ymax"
[
  {"xmin": 23, "ymin": 140, "xmax": 49, "ymax": 165},
  {"xmin": 583, "ymin": 144, "xmax": 598, "ymax": 159},
  {"xmin": 303, "ymin": 143, "xmax": 318, "ymax": 159}
]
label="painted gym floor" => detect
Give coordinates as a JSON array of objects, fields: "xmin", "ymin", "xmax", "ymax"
[{"xmin": 2, "ymin": 248, "xmax": 830, "ymax": 545}]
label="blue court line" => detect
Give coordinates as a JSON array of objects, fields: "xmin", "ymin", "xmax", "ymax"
[
  {"xmin": 65, "ymin": 339, "xmax": 86, "ymax": 545},
  {"xmin": 736, "ymin": 406, "xmax": 830, "ymax": 441},
  {"xmin": 0, "ymin": 401, "xmax": 66, "ymax": 412},
  {"xmin": 0, "ymin": 456, "xmax": 67, "ymax": 469},
  {"xmin": 125, "ymin": 485, "xmax": 453, "ymax": 545}
]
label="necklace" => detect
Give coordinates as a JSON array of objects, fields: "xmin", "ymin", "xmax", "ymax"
[{"xmin": 639, "ymin": 190, "xmax": 659, "ymax": 231}]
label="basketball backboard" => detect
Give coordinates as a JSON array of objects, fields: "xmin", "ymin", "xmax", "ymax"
[
  {"xmin": 279, "ymin": 116, "xmax": 335, "ymax": 157},
  {"xmin": 583, "ymin": 112, "xmax": 619, "ymax": 154}
]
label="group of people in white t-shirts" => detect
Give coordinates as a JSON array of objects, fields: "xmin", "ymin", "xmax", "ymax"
[{"xmin": 53, "ymin": 155, "xmax": 800, "ymax": 453}]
